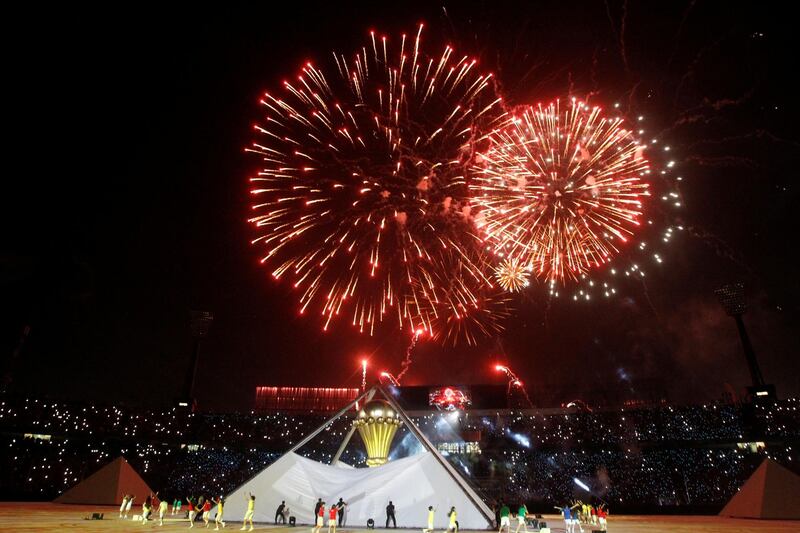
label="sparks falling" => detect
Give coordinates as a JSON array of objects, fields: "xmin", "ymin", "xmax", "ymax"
[
  {"xmin": 471, "ymin": 98, "xmax": 651, "ymax": 283},
  {"xmin": 361, "ymin": 359, "xmax": 368, "ymax": 392},
  {"xmin": 247, "ymin": 24, "xmax": 507, "ymax": 341},
  {"xmin": 408, "ymin": 249, "xmax": 511, "ymax": 346}
]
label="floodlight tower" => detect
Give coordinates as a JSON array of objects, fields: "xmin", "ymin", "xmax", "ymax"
[
  {"xmin": 180, "ymin": 310, "xmax": 214, "ymax": 410},
  {"xmin": 713, "ymin": 283, "xmax": 775, "ymax": 399}
]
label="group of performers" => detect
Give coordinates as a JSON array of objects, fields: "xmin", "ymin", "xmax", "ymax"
[
  {"xmin": 118, "ymin": 492, "xmax": 228, "ymax": 529},
  {"xmin": 309, "ymin": 497, "xmax": 346, "ymax": 533},
  {"xmin": 557, "ymin": 501, "xmax": 609, "ymax": 532},
  {"xmin": 118, "ymin": 492, "xmax": 173, "ymax": 526},
  {"xmin": 120, "ymin": 492, "xmax": 604, "ymax": 531},
  {"xmin": 422, "ymin": 505, "xmax": 459, "ymax": 533},
  {"xmin": 496, "ymin": 500, "xmax": 609, "ymax": 533},
  {"xmin": 305, "ymin": 499, "xmax": 459, "ymax": 533},
  {"xmin": 496, "ymin": 503, "xmax": 530, "ymax": 533}
]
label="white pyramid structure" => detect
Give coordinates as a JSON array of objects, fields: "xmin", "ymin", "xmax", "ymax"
[{"xmin": 224, "ymin": 386, "xmax": 493, "ymax": 528}]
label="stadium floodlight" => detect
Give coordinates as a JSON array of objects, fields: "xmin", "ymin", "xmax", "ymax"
[
  {"xmin": 573, "ymin": 477, "xmax": 591, "ymax": 492},
  {"xmin": 714, "ymin": 283, "xmax": 747, "ymax": 316},
  {"xmin": 573, "ymin": 477, "xmax": 612, "ymax": 506},
  {"xmin": 713, "ymin": 284, "xmax": 775, "ymax": 399}
]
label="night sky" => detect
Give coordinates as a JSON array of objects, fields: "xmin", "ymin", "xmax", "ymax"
[{"xmin": 2, "ymin": 1, "xmax": 798, "ymax": 411}]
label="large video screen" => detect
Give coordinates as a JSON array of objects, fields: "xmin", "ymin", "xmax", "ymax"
[{"xmin": 428, "ymin": 387, "xmax": 472, "ymax": 411}]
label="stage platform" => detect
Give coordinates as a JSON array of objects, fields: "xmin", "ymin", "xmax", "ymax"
[{"xmin": 0, "ymin": 503, "xmax": 798, "ymax": 532}]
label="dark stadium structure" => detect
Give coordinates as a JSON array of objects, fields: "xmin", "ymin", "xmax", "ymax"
[{"xmin": 253, "ymin": 382, "xmax": 670, "ymax": 413}]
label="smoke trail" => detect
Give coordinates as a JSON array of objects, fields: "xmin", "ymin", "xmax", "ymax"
[{"xmin": 396, "ymin": 331, "xmax": 423, "ymax": 382}]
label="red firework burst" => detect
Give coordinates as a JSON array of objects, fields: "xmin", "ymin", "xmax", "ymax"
[
  {"xmin": 471, "ymin": 98, "xmax": 651, "ymax": 283},
  {"xmin": 247, "ymin": 25, "xmax": 507, "ymax": 339}
]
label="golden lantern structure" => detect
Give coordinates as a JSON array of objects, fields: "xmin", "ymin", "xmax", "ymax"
[{"xmin": 353, "ymin": 399, "xmax": 403, "ymax": 467}]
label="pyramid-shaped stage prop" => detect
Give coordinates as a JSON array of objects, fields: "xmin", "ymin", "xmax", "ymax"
[
  {"xmin": 719, "ymin": 458, "xmax": 800, "ymax": 519},
  {"xmin": 224, "ymin": 385, "xmax": 493, "ymax": 529},
  {"xmin": 54, "ymin": 456, "xmax": 153, "ymax": 505}
]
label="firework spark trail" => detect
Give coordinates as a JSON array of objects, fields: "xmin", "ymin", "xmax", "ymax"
[
  {"xmin": 666, "ymin": 0, "xmax": 698, "ymax": 68},
  {"xmin": 604, "ymin": 0, "xmax": 619, "ymax": 43},
  {"xmin": 518, "ymin": 384, "xmax": 534, "ymax": 408},
  {"xmin": 683, "ymin": 155, "xmax": 758, "ymax": 168},
  {"xmin": 247, "ymin": 25, "xmax": 509, "ymax": 342},
  {"xmin": 685, "ymin": 129, "xmax": 800, "ymax": 150},
  {"xmin": 496, "ymin": 364, "xmax": 533, "ymax": 407},
  {"xmin": 543, "ymin": 290, "xmax": 553, "ymax": 330},
  {"xmin": 619, "ymin": 0, "xmax": 631, "ymax": 75},
  {"xmin": 669, "ymin": 89, "xmax": 758, "ymax": 132},
  {"xmin": 361, "ymin": 359, "xmax": 367, "ymax": 391},
  {"xmin": 406, "ymin": 249, "xmax": 511, "ymax": 345},
  {"xmin": 602, "ymin": 0, "xmax": 631, "ymax": 76},
  {"xmin": 637, "ymin": 276, "xmax": 661, "ymax": 319},
  {"xmin": 395, "ymin": 328, "xmax": 423, "ymax": 383},
  {"xmin": 670, "ymin": 32, "xmax": 735, "ymax": 113},
  {"xmin": 589, "ymin": 46, "xmax": 601, "ymax": 96},
  {"xmin": 625, "ymin": 80, "xmax": 642, "ymax": 116},
  {"xmin": 379, "ymin": 371, "xmax": 400, "ymax": 386},
  {"xmin": 471, "ymin": 98, "xmax": 651, "ymax": 285},
  {"xmin": 687, "ymin": 226, "xmax": 755, "ymax": 274},
  {"xmin": 511, "ymin": 59, "xmax": 544, "ymax": 93}
]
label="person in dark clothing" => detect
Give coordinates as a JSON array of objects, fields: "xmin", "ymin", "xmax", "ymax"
[
  {"xmin": 276, "ymin": 501, "xmax": 286, "ymax": 524},
  {"xmin": 196, "ymin": 496, "xmax": 205, "ymax": 522},
  {"xmin": 385, "ymin": 501, "xmax": 396, "ymax": 528},
  {"xmin": 315, "ymin": 498, "xmax": 324, "ymax": 516},
  {"xmin": 336, "ymin": 498, "xmax": 348, "ymax": 526},
  {"xmin": 142, "ymin": 493, "xmax": 153, "ymax": 523}
]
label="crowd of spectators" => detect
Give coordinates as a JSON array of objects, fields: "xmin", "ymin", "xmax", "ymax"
[{"xmin": 1, "ymin": 395, "xmax": 797, "ymax": 512}]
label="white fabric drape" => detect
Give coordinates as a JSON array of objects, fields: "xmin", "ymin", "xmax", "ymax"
[{"xmin": 224, "ymin": 451, "xmax": 490, "ymax": 529}]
